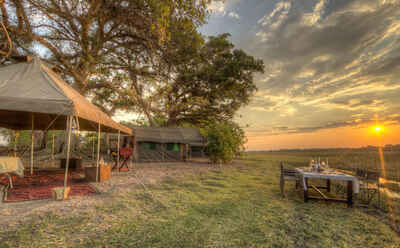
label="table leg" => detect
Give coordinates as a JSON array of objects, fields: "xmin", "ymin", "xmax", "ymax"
[
  {"xmin": 347, "ymin": 181, "xmax": 353, "ymax": 208},
  {"xmin": 304, "ymin": 178, "xmax": 309, "ymax": 202},
  {"xmin": 327, "ymin": 179, "xmax": 331, "ymax": 192}
]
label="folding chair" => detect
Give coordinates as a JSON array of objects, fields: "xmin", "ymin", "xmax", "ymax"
[
  {"xmin": 112, "ymin": 147, "xmax": 132, "ymax": 171},
  {"xmin": 359, "ymin": 170, "xmax": 381, "ymax": 206}
]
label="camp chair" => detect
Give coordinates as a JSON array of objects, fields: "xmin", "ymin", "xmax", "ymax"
[
  {"xmin": 112, "ymin": 147, "xmax": 132, "ymax": 171},
  {"xmin": 356, "ymin": 168, "xmax": 366, "ymax": 178},
  {"xmin": 280, "ymin": 162, "xmax": 299, "ymax": 196},
  {"xmin": 358, "ymin": 170, "xmax": 381, "ymax": 206}
]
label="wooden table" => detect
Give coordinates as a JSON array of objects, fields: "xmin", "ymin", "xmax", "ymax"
[
  {"xmin": 295, "ymin": 167, "xmax": 359, "ymax": 207},
  {"xmin": 0, "ymin": 156, "xmax": 24, "ymax": 189}
]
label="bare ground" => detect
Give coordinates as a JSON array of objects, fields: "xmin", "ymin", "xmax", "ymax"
[{"xmin": 0, "ymin": 159, "xmax": 221, "ymax": 231}]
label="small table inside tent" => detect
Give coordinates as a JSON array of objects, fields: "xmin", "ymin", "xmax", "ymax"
[{"xmin": 0, "ymin": 157, "xmax": 24, "ymax": 188}]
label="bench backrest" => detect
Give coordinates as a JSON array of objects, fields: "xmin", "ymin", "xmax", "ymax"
[
  {"xmin": 280, "ymin": 162, "xmax": 297, "ymax": 177},
  {"xmin": 356, "ymin": 168, "xmax": 380, "ymax": 182}
]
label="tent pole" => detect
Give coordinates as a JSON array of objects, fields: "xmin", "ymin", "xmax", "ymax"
[
  {"xmin": 162, "ymin": 144, "xmax": 164, "ymax": 162},
  {"xmin": 14, "ymin": 131, "xmax": 17, "ymax": 157},
  {"xmin": 63, "ymin": 116, "xmax": 73, "ymax": 200},
  {"xmin": 96, "ymin": 123, "xmax": 101, "ymax": 182},
  {"xmin": 133, "ymin": 135, "xmax": 137, "ymax": 163},
  {"xmin": 92, "ymin": 137, "xmax": 95, "ymax": 161},
  {"xmin": 30, "ymin": 114, "xmax": 34, "ymax": 175},
  {"xmin": 52, "ymin": 134, "xmax": 55, "ymax": 160},
  {"xmin": 117, "ymin": 130, "xmax": 120, "ymax": 172}
]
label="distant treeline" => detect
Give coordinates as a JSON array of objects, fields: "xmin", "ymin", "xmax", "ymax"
[{"xmin": 248, "ymin": 144, "xmax": 400, "ymax": 153}]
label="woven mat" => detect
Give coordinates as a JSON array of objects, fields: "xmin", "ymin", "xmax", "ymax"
[{"xmin": 1, "ymin": 170, "xmax": 97, "ymax": 203}]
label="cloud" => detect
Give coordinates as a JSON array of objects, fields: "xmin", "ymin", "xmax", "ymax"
[
  {"xmin": 208, "ymin": 1, "xmax": 242, "ymax": 18},
  {"xmin": 256, "ymin": 1, "xmax": 291, "ymax": 41},
  {"xmin": 247, "ymin": 115, "xmax": 400, "ymax": 137},
  {"xmin": 242, "ymin": 0, "xmax": 400, "ymax": 136},
  {"xmin": 228, "ymin": 11, "xmax": 240, "ymax": 19},
  {"xmin": 208, "ymin": 1, "xmax": 226, "ymax": 15}
]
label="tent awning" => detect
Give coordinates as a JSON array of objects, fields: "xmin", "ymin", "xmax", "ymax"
[{"xmin": 0, "ymin": 57, "xmax": 131, "ymax": 134}]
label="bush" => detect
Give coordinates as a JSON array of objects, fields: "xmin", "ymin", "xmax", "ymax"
[{"xmin": 204, "ymin": 121, "xmax": 246, "ymax": 164}]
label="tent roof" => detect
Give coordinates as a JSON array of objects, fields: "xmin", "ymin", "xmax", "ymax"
[
  {"xmin": 132, "ymin": 126, "xmax": 204, "ymax": 145},
  {"xmin": 0, "ymin": 57, "xmax": 131, "ymax": 134}
]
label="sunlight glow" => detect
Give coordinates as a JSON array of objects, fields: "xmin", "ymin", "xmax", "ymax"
[{"xmin": 372, "ymin": 125, "xmax": 384, "ymax": 134}]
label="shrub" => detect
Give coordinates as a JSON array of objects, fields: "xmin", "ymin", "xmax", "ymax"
[{"xmin": 204, "ymin": 121, "xmax": 246, "ymax": 164}]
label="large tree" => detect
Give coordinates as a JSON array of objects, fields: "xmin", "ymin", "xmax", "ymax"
[
  {"xmin": 102, "ymin": 31, "xmax": 264, "ymax": 127},
  {"xmin": 158, "ymin": 33, "xmax": 264, "ymax": 126},
  {"xmin": 0, "ymin": 0, "xmax": 208, "ymax": 93},
  {"xmin": 0, "ymin": 0, "xmax": 263, "ymax": 129}
]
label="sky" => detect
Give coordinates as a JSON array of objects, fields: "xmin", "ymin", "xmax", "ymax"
[{"xmin": 199, "ymin": 0, "xmax": 400, "ymax": 150}]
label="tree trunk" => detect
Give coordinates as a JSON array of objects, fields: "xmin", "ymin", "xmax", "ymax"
[
  {"xmin": 165, "ymin": 111, "xmax": 178, "ymax": 127},
  {"xmin": 129, "ymin": 71, "xmax": 156, "ymax": 126},
  {"xmin": 143, "ymin": 105, "xmax": 156, "ymax": 127},
  {"xmin": 39, "ymin": 130, "xmax": 48, "ymax": 150}
]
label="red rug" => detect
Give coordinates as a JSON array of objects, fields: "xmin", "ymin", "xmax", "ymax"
[{"xmin": 1, "ymin": 170, "xmax": 97, "ymax": 203}]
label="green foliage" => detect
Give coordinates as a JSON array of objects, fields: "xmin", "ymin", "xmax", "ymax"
[
  {"xmin": 120, "ymin": 116, "xmax": 168, "ymax": 128},
  {"xmin": 5, "ymin": 130, "xmax": 64, "ymax": 149},
  {"xmin": 157, "ymin": 33, "xmax": 265, "ymax": 126},
  {"xmin": 203, "ymin": 121, "xmax": 246, "ymax": 164},
  {"xmin": 1, "ymin": 0, "xmax": 261, "ymax": 128}
]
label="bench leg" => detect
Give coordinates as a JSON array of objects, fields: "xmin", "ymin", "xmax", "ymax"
[
  {"xmin": 347, "ymin": 181, "xmax": 353, "ymax": 208},
  {"xmin": 280, "ymin": 176, "xmax": 285, "ymax": 196},
  {"xmin": 304, "ymin": 178, "xmax": 309, "ymax": 202},
  {"xmin": 327, "ymin": 179, "xmax": 331, "ymax": 193}
]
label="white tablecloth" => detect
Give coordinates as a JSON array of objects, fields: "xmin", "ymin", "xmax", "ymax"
[{"xmin": 295, "ymin": 167, "xmax": 359, "ymax": 194}]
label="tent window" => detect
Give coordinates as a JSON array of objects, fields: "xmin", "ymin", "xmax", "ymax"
[
  {"xmin": 191, "ymin": 146, "xmax": 203, "ymax": 152},
  {"xmin": 142, "ymin": 142, "xmax": 157, "ymax": 150},
  {"xmin": 166, "ymin": 143, "xmax": 179, "ymax": 151}
]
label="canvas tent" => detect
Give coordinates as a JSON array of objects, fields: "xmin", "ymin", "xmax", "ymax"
[
  {"xmin": 0, "ymin": 57, "xmax": 132, "ymax": 198},
  {"xmin": 0, "ymin": 57, "xmax": 131, "ymax": 134},
  {"xmin": 129, "ymin": 127, "xmax": 204, "ymax": 162},
  {"xmin": 134, "ymin": 127, "xmax": 202, "ymax": 144}
]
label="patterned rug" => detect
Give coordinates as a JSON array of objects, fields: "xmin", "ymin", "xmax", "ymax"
[{"xmin": 1, "ymin": 169, "xmax": 97, "ymax": 203}]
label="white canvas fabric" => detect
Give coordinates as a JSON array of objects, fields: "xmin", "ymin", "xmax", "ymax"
[{"xmin": 0, "ymin": 57, "xmax": 131, "ymax": 134}]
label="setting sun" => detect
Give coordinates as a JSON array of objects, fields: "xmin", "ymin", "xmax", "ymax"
[{"xmin": 372, "ymin": 125, "xmax": 384, "ymax": 134}]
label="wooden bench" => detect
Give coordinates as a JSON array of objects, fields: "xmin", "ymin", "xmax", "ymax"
[{"xmin": 280, "ymin": 162, "xmax": 299, "ymax": 196}]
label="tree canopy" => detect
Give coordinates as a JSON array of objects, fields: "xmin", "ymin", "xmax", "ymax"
[{"xmin": 0, "ymin": 0, "xmax": 263, "ymax": 130}]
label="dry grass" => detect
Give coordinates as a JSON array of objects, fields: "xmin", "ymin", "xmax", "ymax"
[
  {"xmin": 0, "ymin": 155, "xmax": 398, "ymax": 248},
  {"xmin": 0, "ymin": 160, "xmax": 216, "ymax": 230}
]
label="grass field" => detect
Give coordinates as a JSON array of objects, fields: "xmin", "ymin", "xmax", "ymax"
[
  {"xmin": 247, "ymin": 150, "xmax": 400, "ymax": 179},
  {"xmin": 0, "ymin": 152, "xmax": 399, "ymax": 248}
]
